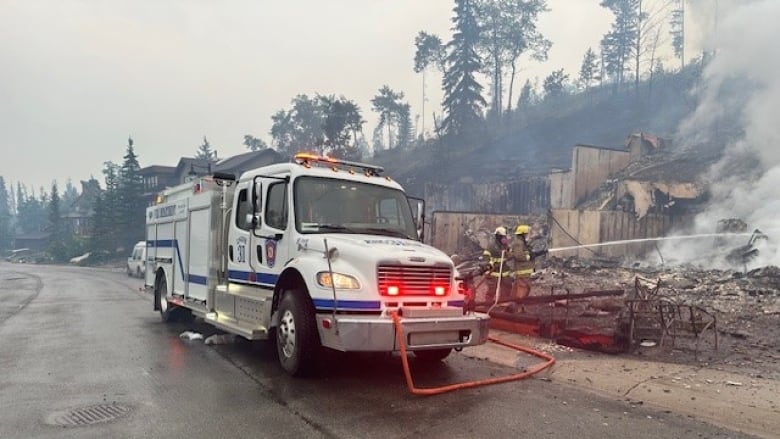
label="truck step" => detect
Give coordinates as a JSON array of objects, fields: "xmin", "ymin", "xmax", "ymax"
[{"xmin": 204, "ymin": 312, "xmax": 269, "ymax": 340}]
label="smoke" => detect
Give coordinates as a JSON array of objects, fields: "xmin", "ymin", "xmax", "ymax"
[{"xmin": 661, "ymin": 0, "xmax": 780, "ymax": 269}]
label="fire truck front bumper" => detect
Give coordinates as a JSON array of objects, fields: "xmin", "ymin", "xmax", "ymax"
[{"xmin": 316, "ymin": 309, "xmax": 490, "ymax": 352}]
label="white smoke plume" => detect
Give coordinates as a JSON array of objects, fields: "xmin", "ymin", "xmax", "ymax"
[{"xmin": 661, "ymin": 0, "xmax": 780, "ymax": 269}]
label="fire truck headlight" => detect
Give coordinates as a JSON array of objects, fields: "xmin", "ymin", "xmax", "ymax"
[{"xmin": 317, "ymin": 272, "xmax": 361, "ymax": 289}]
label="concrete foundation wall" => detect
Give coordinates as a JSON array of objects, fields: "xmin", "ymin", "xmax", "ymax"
[
  {"xmin": 549, "ymin": 169, "xmax": 573, "ymax": 209},
  {"xmin": 571, "ymin": 146, "xmax": 630, "ymax": 206}
]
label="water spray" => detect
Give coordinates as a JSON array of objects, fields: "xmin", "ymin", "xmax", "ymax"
[{"xmin": 547, "ymin": 232, "xmax": 755, "ymax": 253}]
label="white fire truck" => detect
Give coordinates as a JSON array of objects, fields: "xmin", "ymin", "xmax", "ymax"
[{"xmin": 145, "ymin": 153, "xmax": 489, "ymax": 375}]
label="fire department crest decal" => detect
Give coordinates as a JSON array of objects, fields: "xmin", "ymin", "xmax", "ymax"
[{"xmin": 265, "ymin": 239, "xmax": 277, "ymax": 268}]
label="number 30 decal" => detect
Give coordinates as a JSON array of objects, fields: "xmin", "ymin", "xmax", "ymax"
[{"xmin": 236, "ymin": 237, "xmax": 247, "ymax": 263}]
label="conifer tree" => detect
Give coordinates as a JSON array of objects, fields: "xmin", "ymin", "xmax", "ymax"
[{"xmin": 441, "ymin": 0, "xmax": 486, "ymax": 139}]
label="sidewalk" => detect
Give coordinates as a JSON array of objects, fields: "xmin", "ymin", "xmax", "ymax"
[{"xmin": 462, "ymin": 329, "xmax": 780, "ymax": 439}]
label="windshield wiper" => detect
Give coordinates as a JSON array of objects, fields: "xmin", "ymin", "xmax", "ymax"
[
  {"xmin": 358, "ymin": 227, "xmax": 414, "ymax": 240},
  {"xmin": 316, "ymin": 224, "xmax": 356, "ymax": 233}
]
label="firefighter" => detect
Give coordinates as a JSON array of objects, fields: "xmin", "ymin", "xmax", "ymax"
[
  {"xmin": 509, "ymin": 224, "xmax": 535, "ymax": 299},
  {"xmin": 482, "ymin": 226, "xmax": 513, "ymax": 304}
]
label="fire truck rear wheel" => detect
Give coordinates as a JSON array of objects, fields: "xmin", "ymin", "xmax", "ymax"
[
  {"xmin": 413, "ymin": 348, "xmax": 452, "ymax": 362},
  {"xmin": 157, "ymin": 276, "xmax": 175, "ymax": 323},
  {"xmin": 276, "ymin": 291, "xmax": 320, "ymax": 376}
]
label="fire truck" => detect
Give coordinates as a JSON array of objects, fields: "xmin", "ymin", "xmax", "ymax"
[{"xmin": 145, "ymin": 153, "xmax": 489, "ymax": 375}]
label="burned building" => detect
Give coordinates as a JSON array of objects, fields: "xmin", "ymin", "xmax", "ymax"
[{"xmin": 549, "ymin": 133, "xmax": 711, "ymax": 259}]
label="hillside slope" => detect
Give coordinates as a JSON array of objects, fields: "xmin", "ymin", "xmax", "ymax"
[{"xmin": 375, "ymin": 67, "xmax": 703, "ymax": 195}]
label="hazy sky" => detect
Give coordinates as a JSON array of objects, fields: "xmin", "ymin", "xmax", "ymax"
[{"xmin": 0, "ymin": 0, "xmax": 697, "ymax": 192}]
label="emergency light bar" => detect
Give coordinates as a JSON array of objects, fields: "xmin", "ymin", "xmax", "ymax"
[{"xmin": 293, "ymin": 153, "xmax": 384, "ymax": 176}]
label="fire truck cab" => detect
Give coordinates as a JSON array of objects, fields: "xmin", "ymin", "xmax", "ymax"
[{"xmin": 145, "ymin": 154, "xmax": 489, "ymax": 375}]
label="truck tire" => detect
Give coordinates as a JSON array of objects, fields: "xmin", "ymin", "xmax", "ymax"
[
  {"xmin": 413, "ymin": 348, "xmax": 452, "ymax": 362},
  {"xmin": 156, "ymin": 275, "xmax": 175, "ymax": 323},
  {"xmin": 276, "ymin": 291, "xmax": 320, "ymax": 376}
]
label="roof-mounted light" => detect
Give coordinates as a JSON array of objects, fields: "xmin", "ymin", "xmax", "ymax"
[{"xmin": 293, "ymin": 152, "xmax": 384, "ymax": 177}]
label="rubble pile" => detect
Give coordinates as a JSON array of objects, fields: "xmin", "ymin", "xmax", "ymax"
[{"xmin": 519, "ymin": 258, "xmax": 780, "ymax": 378}]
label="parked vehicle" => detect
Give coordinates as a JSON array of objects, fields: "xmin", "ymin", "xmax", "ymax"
[{"xmin": 127, "ymin": 241, "xmax": 147, "ymax": 277}]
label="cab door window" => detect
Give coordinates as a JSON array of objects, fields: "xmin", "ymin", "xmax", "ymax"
[
  {"xmin": 265, "ymin": 182, "xmax": 288, "ymax": 230},
  {"xmin": 235, "ymin": 188, "xmax": 253, "ymax": 231}
]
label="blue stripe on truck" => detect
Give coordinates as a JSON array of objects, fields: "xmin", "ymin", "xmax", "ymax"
[{"xmin": 227, "ymin": 269, "xmax": 279, "ymax": 286}]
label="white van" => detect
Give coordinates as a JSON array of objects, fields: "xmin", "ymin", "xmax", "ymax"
[{"xmin": 127, "ymin": 241, "xmax": 147, "ymax": 278}]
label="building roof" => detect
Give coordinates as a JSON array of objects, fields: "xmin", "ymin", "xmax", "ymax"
[
  {"xmin": 214, "ymin": 149, "xmax": 284, "ymax": 176},
  {"xmin": 139, "ymin": 165, "xmax": 176, "ymax": 175}
]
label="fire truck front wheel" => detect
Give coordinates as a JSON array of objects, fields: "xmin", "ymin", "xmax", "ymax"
[{"xmin": 276, "ymin": 291, "xmax": 320, "ymax": 377}]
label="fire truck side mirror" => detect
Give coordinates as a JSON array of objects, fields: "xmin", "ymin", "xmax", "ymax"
[
  {"xmin": 245, "ymin": 213, "xmax": 257, "ymax": 229},
  {"xmin": 251, "ymin": 180, "xmax": 263, "ymax": 226},
  {"xmin": 408, "ymin": 196, "xmax": 425, "ymax": 242}
]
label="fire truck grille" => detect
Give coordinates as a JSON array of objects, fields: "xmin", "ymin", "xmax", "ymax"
[{"xmin": 377, "ymin": 264, "xmax": 452, "ymax": 296}]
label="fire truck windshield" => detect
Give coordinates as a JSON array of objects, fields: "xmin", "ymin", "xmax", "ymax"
[{"xmin": 293, "ymin": 176, "xmax": 419, "ymax": 240}]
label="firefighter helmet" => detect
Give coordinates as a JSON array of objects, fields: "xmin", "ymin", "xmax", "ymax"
[
  {"xmin": 494, "ymin": 226, "xmax": 507, "ymax": 236},
  {"xmin": 514, "ymin": 224, "xmax": 531, "ymax": 235}
]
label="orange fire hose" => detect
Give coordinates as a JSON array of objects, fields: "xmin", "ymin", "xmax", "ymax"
[{"xmin": 391, "ymin": 312, "xmax": 556, "ymax": 396}]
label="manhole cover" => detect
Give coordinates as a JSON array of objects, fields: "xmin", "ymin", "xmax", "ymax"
[{"xmin": 47, "ymin": 404, "xmax": 131, "ymax": 427}]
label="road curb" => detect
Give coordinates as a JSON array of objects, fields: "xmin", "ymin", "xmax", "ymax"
[{"xmin": 463, "ymin": 329, "xmax": 780, "ymax": 439}]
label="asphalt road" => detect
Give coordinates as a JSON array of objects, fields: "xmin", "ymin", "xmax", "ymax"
[{"xmin": 0, "ymin": 262, "xmax": 757, "ymax": 439}]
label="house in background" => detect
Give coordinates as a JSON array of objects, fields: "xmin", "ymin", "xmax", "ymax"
[
  {"xmin": 62, "ymin": 178, "xmax": 102, "ymax": 236},
  {"xmin": 174, "ymin": 158, "xmax": 214, "ymax": 185},
  {"xmin": 214, "ymin": 149, "xmax": 284, "ymax": 177},
  {"xmin": 13, "ymin": 231, "xmax": 51, "ymax": 252},
  {"xmin": 139, "ymin": 165, "xmax": 177, "ymax": 205},
  {"xmin": 140, "ymin": 150, "xmax": 285, "ymax": 203}
]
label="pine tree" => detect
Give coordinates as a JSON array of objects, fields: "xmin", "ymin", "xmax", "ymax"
[
  {"xmin": 0, "ymin": 177, "xmax": 11, "ymax": 251},
  {"xmin": 371, "ymin": 86, "xmax": 404, "ymax": 150},
  {"xmin": 89, "ymin": 192, "xmax": 109, "ymax": 259},
  {"xmin": 16, "ymin": 184, "xmax": 47, "ymax": 234},
  {"xmin": 543, "ymin": 69, "xmax": 570, "ymax": 99},
  {"xmin": 90, "ymin": 161, "xmax": 121, "ymax": 257},
  {"xmin": 600, "ymin": 0, "xmax": 640, "ymax": 89},
  {"xmin": 579, "ymin": 48, "xmax": 599, "ymax": 90},
  {"xmin": 118, "ymin": 137, "xmax": 145, "ymax": 250},
  {"xmin": 243, "ymin": 135, "xmax": 269, "ymax": 151},
  {"xmin": 414, "ymin": 31, "xmax": 445, "ymax": 137},
  {"xmin": 47, "ymin": 182, "xmax": 67, "ymax": 261},
  {"xmin": 196, "ymin": 136, "xmax": 218, "ymax": 161},
  {"xmin": 61, "ymin": 179, "xmax": 79, "ymax": 212},
  {"xmin": 670, "ymin": 0, "xmax": 685, "ymax": 70},
  {"xmin": 396, "ymin": 103, "xmax": 414, "ymax": 149},
  {"xmin": 442, "ymin": 0, "xmax": 486, "ymax": 139},
  {"xmin": 517, "ymin": 79, "xmax": 535, "ymax": 110}
]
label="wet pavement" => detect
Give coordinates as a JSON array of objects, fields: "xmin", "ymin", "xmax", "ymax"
[{"xmin": 0, "ymin": 262, "xmax": 759, "ymax": 438}]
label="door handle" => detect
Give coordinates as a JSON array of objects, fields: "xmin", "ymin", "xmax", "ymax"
[
  {"xmin": 229, "ymin": 245, "xmax": 234, "ymax": 262},
  {"xmin": 256, "ymin": 245, "xmax": 263, "ymax": 263}
]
